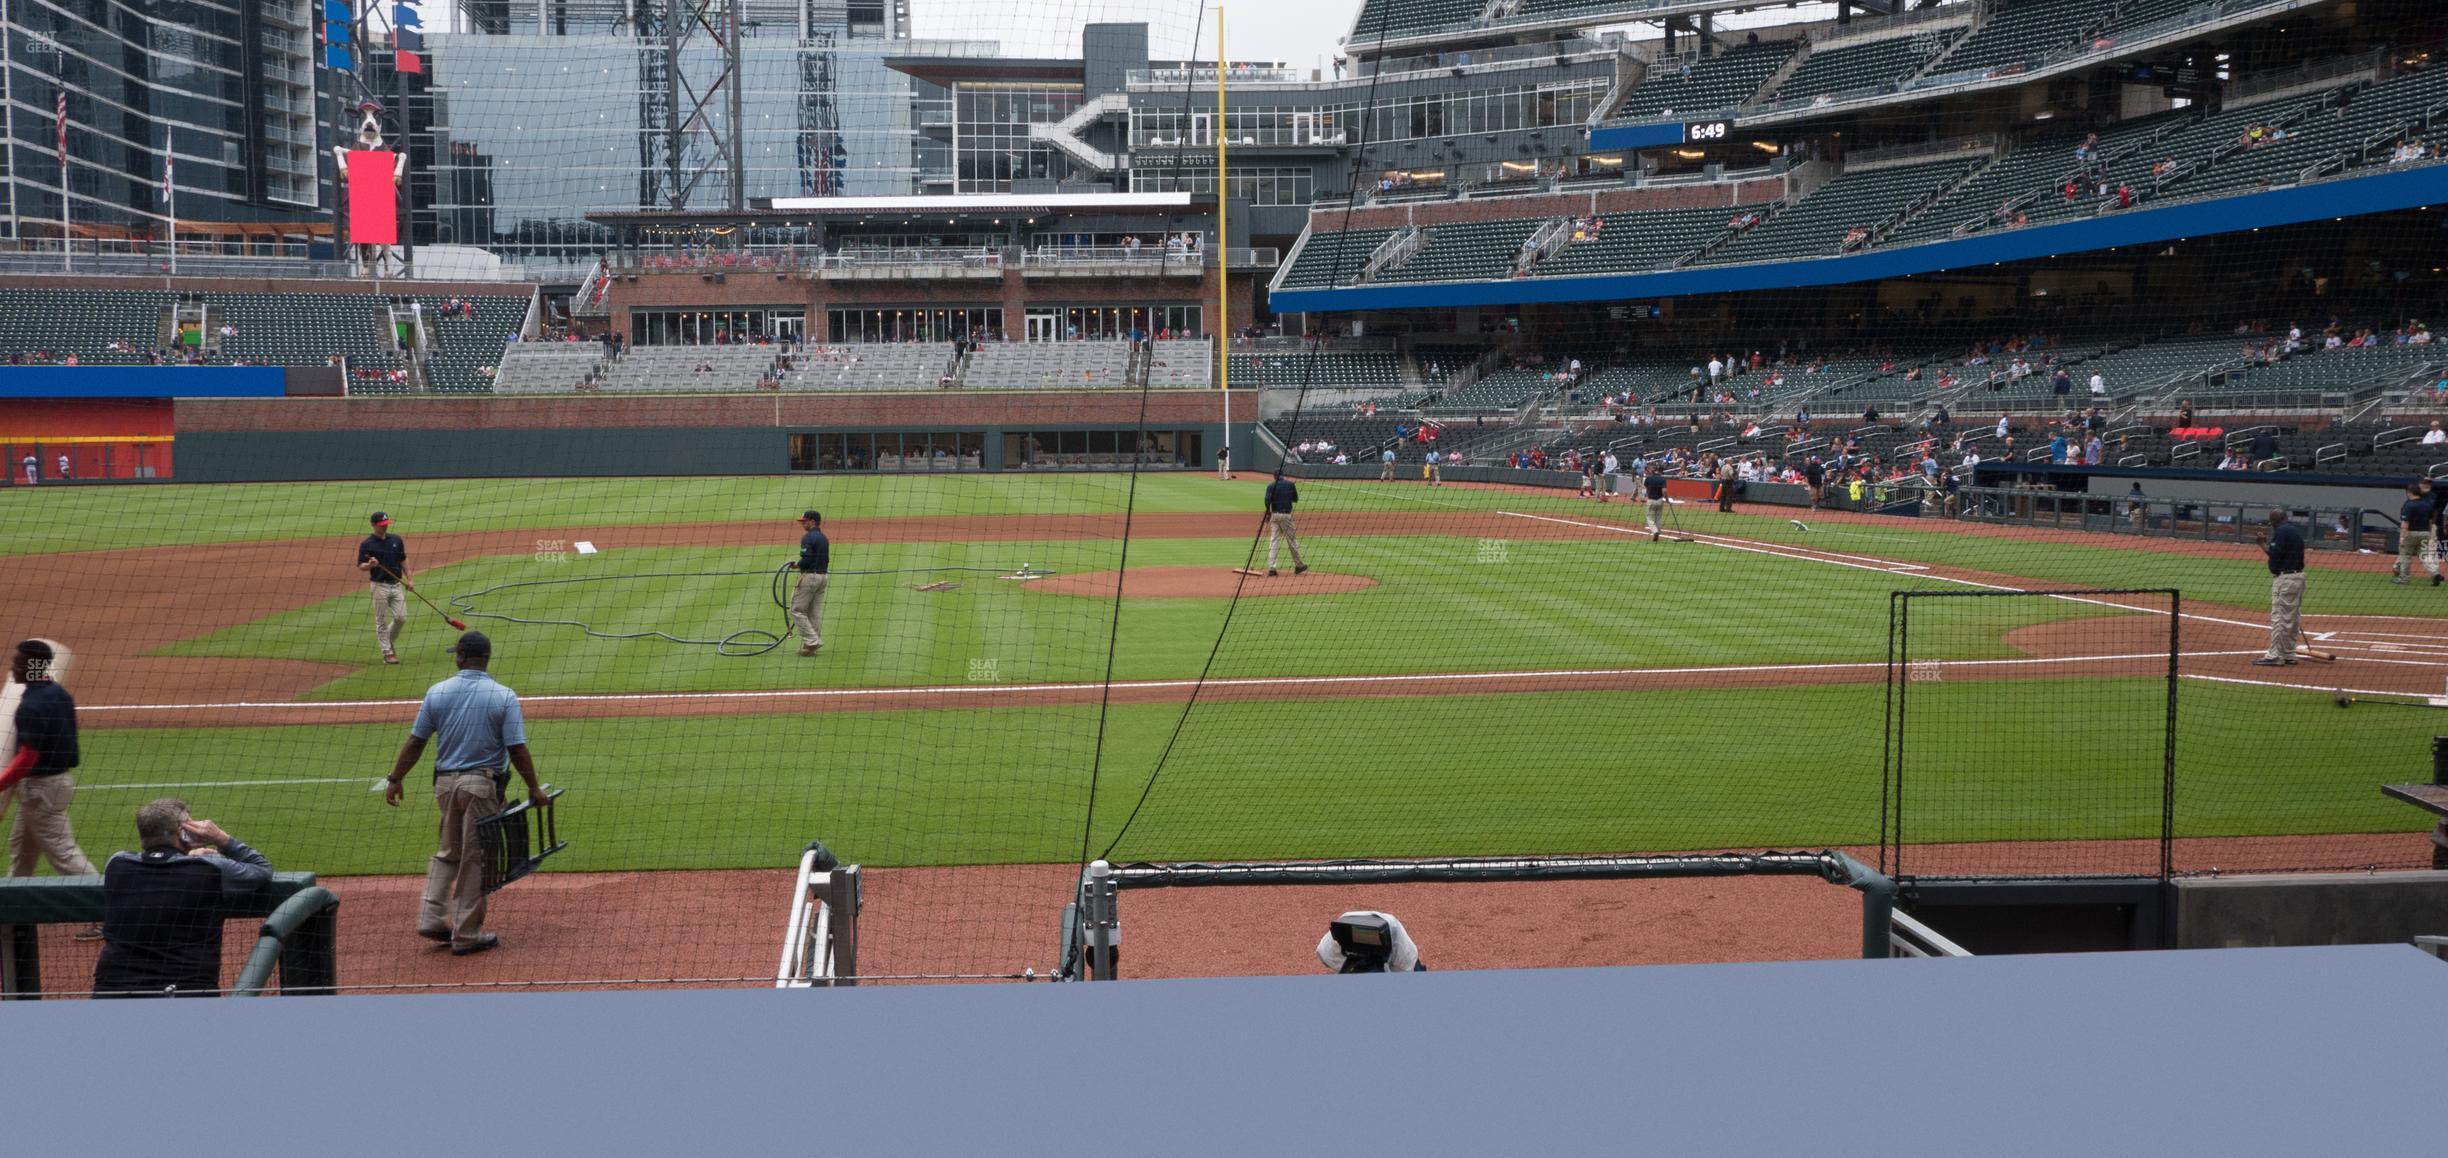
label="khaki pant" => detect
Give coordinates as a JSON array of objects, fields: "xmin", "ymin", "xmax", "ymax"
[
  {"xmin": 2397, "ymin": 530, "xmax": 2438, "ymax": 580},
  {"xmin": 790, "ymin": 572, "xmax": 828, "ymax": 648},
  {"xmin": 370, "ymin": 582, "xmax": 406, "ymax": 654},
  {"xmin": 2266, "ymin": 571, "xmax": 2305, "ymax": 660},
  {"xmin": 3, "ymin": 773, "xmax": 96, "ymax": 877},
  {"xmin": 418, "ymin": 772, "xmax": 502, "ymax": 950},
  {"xmin": 1646, "ymin": 498, "xmax": 1667, "ymax": 534},
  {"xmin": 1380, "ymin": 459, "xmax": 1395, "ymax": 480},
  {"xmin": 1268, "ymin": 513, "xmax": 1305, "ymax": 571}
]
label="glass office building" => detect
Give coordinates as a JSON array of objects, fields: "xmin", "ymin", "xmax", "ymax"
[
  {"xmin": 0, "ymin": 0, "xmax": 328, "ymax": 249},
  {"xmin": 419, "ymin": 0, "xmax": 991, "ymax": 258}
]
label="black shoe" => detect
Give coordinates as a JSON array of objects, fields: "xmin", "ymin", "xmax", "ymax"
[
  {"xmin": 1294, "ymin": 564, "xmax": 1309, "ymax": 575},
  {"xmin": 1266, "ymin": 569, "xmax": 1279, "ymax": 577},
  {"xmin": 450, "ymin": 933, "xmax": 501, "ymax": 956},
  {"xmin": 2249, "ymin": 656, "xmax": 2296, "ymax": 667},
  {"xmin": 2434, "ymin": 575, "xmax": 2442, "ymax": 587},
  {"xmin": 417, "ymin": 928, "xmax": 450, "ymax": 943}
]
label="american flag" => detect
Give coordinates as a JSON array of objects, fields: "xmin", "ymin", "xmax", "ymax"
[
  {"xmin": 161, "ymin": 151, "xmax": 174, "ymax": 205},
  {"xmin": 53, "ymin": 89, "xmax": 65, "ymax": 166}
]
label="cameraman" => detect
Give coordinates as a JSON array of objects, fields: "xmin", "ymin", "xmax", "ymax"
[
  {"xmin": 1316, "ymin": 910, "xmax": 1427, "ymax": 974},
  {"xmin": 91, "ymin": 799, "xmax": 273, "ymax": 997}
]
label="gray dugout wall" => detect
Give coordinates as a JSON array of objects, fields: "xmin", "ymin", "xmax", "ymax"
[{"xmin": 175, "ymin": 423, "xmax": 1268, "ymax": 482}]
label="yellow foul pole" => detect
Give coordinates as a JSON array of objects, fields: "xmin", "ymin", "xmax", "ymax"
[{"xmin": 1217, "ymin": 7, "xmax": 1231, "ymax": 476}]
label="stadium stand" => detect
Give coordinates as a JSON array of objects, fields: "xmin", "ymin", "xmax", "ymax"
[
  {"xmin": 1278, "ymin": 227, "xmax": 1398, "ymax": 288},
  {"xmin": 1770, "ymin": 30, "xmax": 1962, "ymax": 103},
  {"xmin": 417, "ymin": 295, "xmax": 528, "ymax": 394},
  {"xmin": 592, "ymin": 344, "xmax": 780, "ymax": 392},
  {"xmin": 777, "ymin": 343, "xmax": 957, "ymax": 390},
  {"xmin": 1926, "ymin": 0, "xmax": 2113, "ymax": 77},
  {"xmin": 963, "ymin": 340, "xmax": 1134, "ymax": 389},
  {"xmin": 1703, "ymin": 157, "xmax": 1977, "ymax": 264},
  {"xmin": 1613, "ymin": 39, "xmax": 1799, "ymax": 121},
  {"xmin": 1229, "ymin": 349, "xmax": 1403, "ymax": 386},
  {"xmin": 1424, "ymin": 366, "xmax": 1568, "ymax": 413},
  {"xmin": 1376, "ymin": 218, "xmax": 1548, "ymax": 283},
  {"xmin": 494, "ymin": 342, "xmax": 609, "ymax": 393},
  {"xmin": 1346, "ymin": 0, "xmax": 1481, "ymax": 41},
  {"xmin": 1146, "ymin": 338, "xmax": 1212, "ymax": 388},
  {"xmin": 0, "ymin": 286, "xmax": 169, "ymax": 364},
  {"xmin": 1533, "ymin": 207, "xmax": 1729, "ymax": 277}
]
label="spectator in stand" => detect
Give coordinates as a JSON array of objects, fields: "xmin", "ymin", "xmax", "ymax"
[
  {"xmin": 2089, "ymin": 371, "xmax": 2106, "ymax": 396},
  {"xmin": 2422, "ymin": 420, "xmax": 2447, "ymax": 446},
  {"xmin": 2176, "ymin": 399, "xmax": 2195, "ymax": 429},
  {"xmin": 2048, "ymin": 429, "xmax": 2068, "ymax": 464},
  {"xmin": 91, "ymin": 799, "xmax": 274, "ymax": 997},
  {"xmin": 2249, "ymin": 428, "xmax": 2278, "ymax": 464},
  {"xmin": 2085, "ymin": 432, "xmax": 2104, "ymax": 466}
]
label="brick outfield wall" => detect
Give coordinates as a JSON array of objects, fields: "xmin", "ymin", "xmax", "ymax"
[
  {"xmin": 1318, "ymin": 177, "xmax": 1790, "ymax": 231},
  {"xmin": 175, "ymin": 390, "xmax": 1262, "ymax": 433}
]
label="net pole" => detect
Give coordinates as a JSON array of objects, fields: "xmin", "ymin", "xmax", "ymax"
[{"xmin": 2162, "ymin": 591, "xmax": 2180, "ymax": 882}]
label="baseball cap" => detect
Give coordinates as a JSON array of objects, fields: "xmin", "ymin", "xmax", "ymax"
[
  {"xmin": 370, "ymin": 511, "xmax": 391, "ymax": 526},
  {"xmin": 452, "ymin": 631, "xmax": 492, "ymax": 658},
  {"xmin": 800, "ymin": 510, "xmax": 821, "ymax": 523}
]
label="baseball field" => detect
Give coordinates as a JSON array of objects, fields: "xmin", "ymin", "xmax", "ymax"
[{"xmin": 4, "ymin": 471, "xmax": 2444, "ymax": 987}]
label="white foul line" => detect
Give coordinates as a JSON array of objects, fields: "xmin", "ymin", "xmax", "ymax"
[
  {"xmin": 76, "ymin": 777, "xmax": 370, "ymax": 791},
  {"xmin": 80, "ymin": 650, "xmax": 2267, "ymax": 715}
]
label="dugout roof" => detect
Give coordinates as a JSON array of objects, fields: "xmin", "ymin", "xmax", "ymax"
[{"xmin": 11, "ymin": 944, "xmax": 2439, "ymax": 1153}]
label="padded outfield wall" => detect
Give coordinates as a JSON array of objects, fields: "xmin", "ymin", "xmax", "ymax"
[{"xmin": 171, "ymin": 392, "xmax": 1271, "ymax": 480}]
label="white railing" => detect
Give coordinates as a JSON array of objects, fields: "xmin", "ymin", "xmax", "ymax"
[
  {"xmin": 1020, "ymin": 246, "xmax": 1200, "ymax": 271},
  {"xmin": 774, "ymin": 847, "xmax": 859, "ymax": 989},
  {"xmin": 1362, "ymin": 226, "xmax": 1423, "ymax": 280}
]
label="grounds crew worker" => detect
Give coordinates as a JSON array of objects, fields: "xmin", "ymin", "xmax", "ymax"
[
  {"xmin": 1, "ymin": 641, "xmax": 101, "ymax": 929},
  {"xmin": 1643, "ymin": 469, "xmax": 1670, "ymax": 541},
  {"xmin": 383, "ymin": 631, "xmax": 544, "ymax": 956},
  {"xmin": 1263, "ymin": 469, "xmax": 1309, "ymax": 577},
  {"xmin": 792, "ymin": 510, "xmax": 829, "ymax": 656},
  {"xmin": 357, "ymin": 511, "xmax": 409, "ymax": 664}
]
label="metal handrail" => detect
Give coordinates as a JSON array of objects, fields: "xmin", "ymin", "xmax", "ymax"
[{"xmin": 229, "ymin": 886, "xmax": 340, "ymax": 997}]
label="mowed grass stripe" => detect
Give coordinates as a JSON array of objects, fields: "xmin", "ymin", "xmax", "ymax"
[
  {"xmin": 36, "ymin": 681, "xmax": 2420, "ymax": 877},
  {"xmin": 146, "ymin": 534, "xmax": 2149, "ymax": 701}
]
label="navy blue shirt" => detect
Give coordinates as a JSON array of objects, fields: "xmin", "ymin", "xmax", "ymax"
[
  {"xmin": 1643, "ymin": 473, "xmax": 1669, "ymax": 500},
  {"xmin": 12, "ymin": 679, "xmax": 78, "ymax": 776},
  {"xmin": 357, "ymin": 532, "xmax": 407, "ymax": 584},
  {"xmin": 799, "ymin": 528, "xmax": 830, "ymax": 574},
  {"xmin": 2404, "ymin": 496, "xmax": 2434, "ymax": 533},
  {"xmin": 1264, "ymin": 479, "xmax": 1298, "ymax": 514},
  {"xmin": 2265, "ymin": 521, "xmax": 2306, "ymax": 574},
  {"xmin": 94, "ymin": 840, "xmax": 274, "ymax": 995}
]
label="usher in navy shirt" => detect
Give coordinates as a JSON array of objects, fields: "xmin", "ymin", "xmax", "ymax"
[
  {"xmin": 2265, "ymin": 521, "xmax": 2306, "ymax": 575},
  {"xmin": 13, "ymin": 680, "xmax": 79, "ymax": 776},
  {"xmin": 799, "ymin": 528, "xmax": 830, "ymax": 574},
  {"xmin": 1264, "ymin": 479, "xmax": 1298, "ymax": 514}
]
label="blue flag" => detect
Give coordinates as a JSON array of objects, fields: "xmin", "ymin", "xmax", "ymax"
[
  {"xmin": 392, "ymin": 3, "xmax": 422, "ymax": 26},
  {"xmin": 395, "ymin": 25, "xmax": 422, "ymax": 51},
  {"xmin": 323, "ymin": 0, "xmax": 351, "ymax": 21},
  {"xmin": 325, "ymin": 44, "xmax": 353, "ymax": 70}
]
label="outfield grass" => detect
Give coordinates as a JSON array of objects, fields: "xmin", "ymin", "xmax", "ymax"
[
  {"xmin": 157, "ymin": 533, "xmax": 2147, "ymax": 699},
  {"xmin": 11, "ymin": 472, "xmax": 2445, "ymax": 880},
  {"xmin": 46, "ymin": 681, "xmax": 2422, "ymax": 876}
]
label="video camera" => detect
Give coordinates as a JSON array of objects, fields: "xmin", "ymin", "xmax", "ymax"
[{"xmin": 1318, "ymin": 910, "xmax": 1424, "ymax": 974}]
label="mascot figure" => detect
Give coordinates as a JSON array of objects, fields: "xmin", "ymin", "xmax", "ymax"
[{"xmin": 333, "ymin": 99, "xmax": 408, "ymax": 274}]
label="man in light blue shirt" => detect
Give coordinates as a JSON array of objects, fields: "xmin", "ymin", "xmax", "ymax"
[{"xmin": 382, "ymin": 631, "xmax": 545, "ymax": 956}]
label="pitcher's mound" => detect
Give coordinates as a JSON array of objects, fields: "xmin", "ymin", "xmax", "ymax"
[{"xmin": 1028, "ymin": 566, "xmax": 1377, "ymax": 599}]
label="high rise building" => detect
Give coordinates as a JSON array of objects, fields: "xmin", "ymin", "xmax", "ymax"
[
  {"xmin": 0, "ymin": 0, "xmax": 332, "ymax": 254},
  {"xmin": 404, "ymin": 0, "xmax": 986, "ymax": 260}
]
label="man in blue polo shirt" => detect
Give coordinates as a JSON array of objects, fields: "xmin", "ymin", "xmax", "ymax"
[{"xmin": 382, "ymin": 631, "xmax": 545, "ymax": 956}]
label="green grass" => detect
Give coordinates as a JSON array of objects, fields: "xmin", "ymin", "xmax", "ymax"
[
  {"xmin": 44, "ymin": 681, "xmax": 2422, "ymax": 877},
  {"xmin": 10, "ymin": 472, "xmax": 2445, "ymax": 880},
  {"xmin": 154, "ymin": 534, "xmax": 2143, "ymax": 698}
]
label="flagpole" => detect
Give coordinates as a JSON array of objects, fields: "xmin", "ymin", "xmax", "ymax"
[
  {"xmin": 166, "ymin": 156, "xmax": 177, "ymax": 277},
  {"xmin": 56, "ymin": 89, "xmax": 68, "ymax": 273}
]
